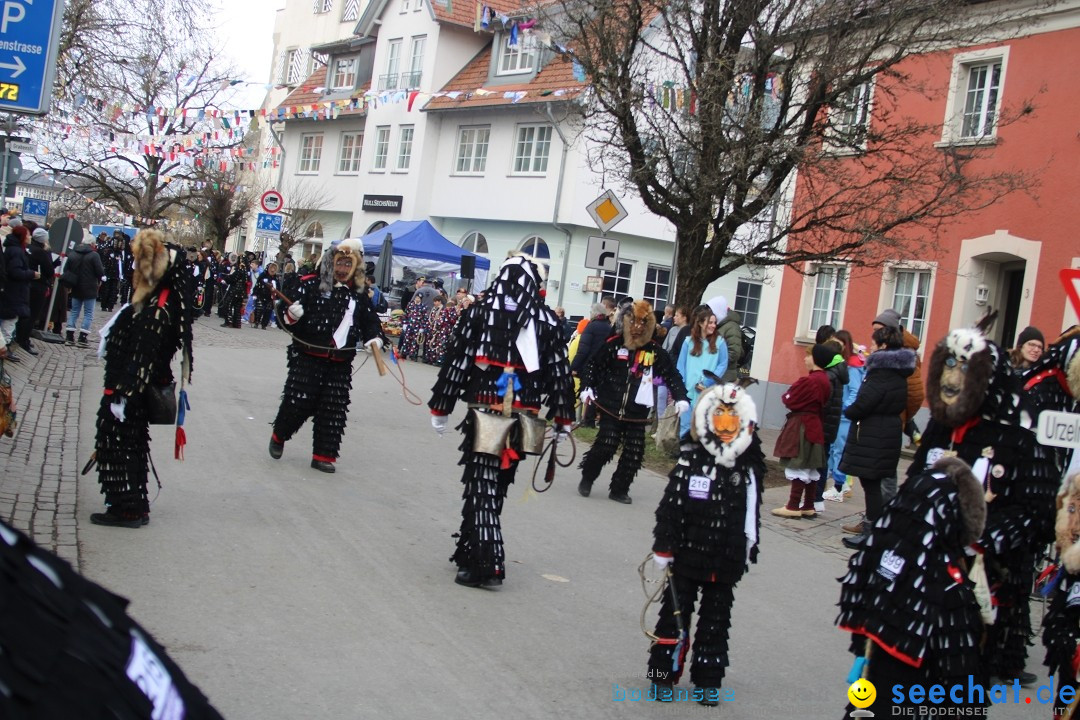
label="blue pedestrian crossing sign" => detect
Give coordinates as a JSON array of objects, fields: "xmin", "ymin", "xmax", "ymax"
[
  {"xmin": 0, "ymin": 0, "xmax": 66, "ymax": 115},
  {"xmin": 256, "ymin": 212, "xmax": 283, "ymax": 235}
]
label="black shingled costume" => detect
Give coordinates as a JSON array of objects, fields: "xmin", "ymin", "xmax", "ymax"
[
  {"xmin": 428, "ymin": 257, "xmax": 574, "ymax": 586},
  {"xmin": 909, "ymin": 333, "xmax": 1059, "ymax": 680},
  {"xmin": 648, "ymin": 426, "xmax": 766, "ymax": 691},
  {"xmin": 271, "ymin": 273, "xmax": 382, "ymax": 466},
  {"xmin": 837, "ymin": 465, "xmax": 988, "ymax": 715},
  {"xmin": 95, "ymin": 243, "xmax": 193, "ymax": 522}
]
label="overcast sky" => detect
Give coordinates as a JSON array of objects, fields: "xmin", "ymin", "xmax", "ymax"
[{"xmin": 211, "ymin": 0, "xmax": 283, "ymax": 107}]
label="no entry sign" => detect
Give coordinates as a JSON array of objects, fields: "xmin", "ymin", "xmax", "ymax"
[{"xmin": 261, "ymin": 190, "xmax": 283, "ymax": 214}]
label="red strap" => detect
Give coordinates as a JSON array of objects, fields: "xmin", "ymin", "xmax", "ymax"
[
  {"xmin": 156, "ymin": 288, "xmax": 170, "ymax": 308},
  {"xmin": 951, "ymin": 417, "xmax": 979, "ymax": 445},
  {"xmin": 1024, "ymin": 367, "xmax": 1070, "ymax": 394}
]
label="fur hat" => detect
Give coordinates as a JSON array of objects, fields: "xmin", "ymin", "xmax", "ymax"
[
  {"xmin": 620, "ymin": 300, "xmax": 656, "ymax": 350},
  {"xmin": 931, "ymin": 456, "xmax": 986, "ymax": 545},
  {"xmin": 706, "ymin": 295, "xmax": 729, "ymax": 321},
  {"xmin": 690, "ymin": 382, "xmax": 758, "ymax": 467},
  {"xmin": 1016, "ymin": 326, "xmax": 1044, "ymax": 348},
  {"xmin": 130, "ymin": 230, "xmax": 172, "ymax": 306},
  {"xmin": 872, "ymin": 308, "xmax": 901, "ymax": 330},
  {"xmin": 318, "ymin": 238, "xmax": 364, "ymax": 293}
]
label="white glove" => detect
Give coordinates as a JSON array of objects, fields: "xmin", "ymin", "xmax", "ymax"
[
  {"xmin": 110, "ymin": 397, "xmax": 127, "ymax": 423},
  {"xmin": 653, "ymin": 554, "xmax": 672, "ymax": 571},
  {"xmin": 285, "ymin": 303, "xmax": 304, "ymax": 323},
  {"xmin": 365, "ymin": 337, "xmax": 383, "ymax": 351},
  {"xmin": 431, "ymin": 414, "xmax": 448, "ymax": 436},
  {"xmin": 674, "ymin": 400, "xmax": 690, "ymax": 415},
  {"xmin": 579, "ymin": 388, "xmax": 595, "ymax": 405},
  {"xmin": 556, "ymin": 422, "xmax": 573, "ymax": 438}
]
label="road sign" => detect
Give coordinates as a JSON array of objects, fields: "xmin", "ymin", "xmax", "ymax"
[
  {"xmin": 584, "ymin": 275, "xmax": 603, "ymax": 293},
  {"xmin": 48, "ymin": 217, "xmax": 83, "ymax": 254},
  {"xmin": 8, "ymin": 140, "xmax": 34, "ymax": 154},
  {"xmin": 255, "ymin": 212, "xmax": 283, "ymax": 236},
  {"xmin": 585, "ymin": 235, "xmax": 620, "ymax": 273},
  {"xmin": 260, "ymin": 189, "xmax": 283, "ymax": 213},
  {"xmin": 2, "ymin": 152, "xmax": 20, "ymax": 193},
  {"xmin": 0, "ymin": 0, "xmax": 66, "ymax": 115},
  {"xmin": 586, "ymin": 190, "xmax": 628, "ymax": 234},
  {"xmin": 22, "ymin": 197, "xmax": 48, "ymax": 222}
]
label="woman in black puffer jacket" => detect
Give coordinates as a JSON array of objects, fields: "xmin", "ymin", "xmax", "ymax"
[{"xmin": 838, "ymin": 325, "xmax": 916, "ymax": 546}]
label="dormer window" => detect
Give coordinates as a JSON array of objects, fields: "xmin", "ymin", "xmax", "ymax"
[
  {"xmin": 331, "ymin": 57, "xmax": 357, "ymax": 90},
  {"xmin": 497, "ymin": 34, "xmax": 537, "ymax": 76}
]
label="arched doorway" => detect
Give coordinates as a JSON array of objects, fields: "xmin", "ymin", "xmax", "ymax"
[{"xmin": 953, "ymin": 230, "xmax": 1040, "ymax": 347}]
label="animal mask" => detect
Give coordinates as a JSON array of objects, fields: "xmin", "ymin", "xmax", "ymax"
[
  {"xmin": 1057, "ymin": 474, "xmax": 1080, "ymax": 573},
  {"xmin": 130, "ymin": 229, "xmax": 171, "ymax": 307},
  {"xmin": 319, "ymin": 238, "xmax": 364, "ymax": 293},
  {"xmin": 926, "ymin": 327, "xmax": 995, "ymax": 427},
  {"xmin": 621, "ymin": 300, "xmax": 656, "ymax": 350},
  {"xmin": 690, "ymin": 382, "xmax": 757, "ymax": 467}
]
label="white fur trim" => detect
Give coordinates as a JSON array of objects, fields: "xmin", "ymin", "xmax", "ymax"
[
  {"xmin": 945, "ymin": 327, "xmax": 987, "ymax": 362},
  {"xmin": 338, "ymin": 238, "xmax": 364, "ymax": 256},
  {"xmin": 692, "ymin": 383, "xmax": 757, "ymax": 468}
]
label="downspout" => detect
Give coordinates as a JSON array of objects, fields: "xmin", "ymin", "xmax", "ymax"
[
  {"xmin": 267, "ymin": 122, "xmax": 288, "ymax": 258},
  {"xmin": 545, "ymin": 103, "xmax": 573, "ymax": 308}
]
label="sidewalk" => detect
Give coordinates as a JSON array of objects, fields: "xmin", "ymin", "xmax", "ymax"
[{"xmin": 0, "ymin": 340, "xmax": 91, "ymax": 570}]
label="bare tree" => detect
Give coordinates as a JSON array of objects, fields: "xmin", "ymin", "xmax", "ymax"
[
  {"xmin": 39, "ymin": 0, "xmax": 250, "ymax": 227},
  {"xmin": 274, "ymin": 180, "xmax": 332, "ymax": 267},
  {"xmin": 541, "ymin": 0, "xmax": 1043, "ymax": 308},
  {"xmin": 190, "ymin": 166, "xmax": 264, "ymax": 251}
]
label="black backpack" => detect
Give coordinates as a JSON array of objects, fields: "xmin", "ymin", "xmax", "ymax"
[{"xmin": 737, "ymin": 326, "xmax": 756, "ymax": 373}]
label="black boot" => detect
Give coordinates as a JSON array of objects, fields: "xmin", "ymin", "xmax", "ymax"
[
  {"xmin": 89, "ymin": 511, "xmax": 142, "ymax": 529},
  {"xmin": 310, "ymin": 459, "xmax": 336, "ymax": 473},
  {"xmin": 269, "ymin": 437, "xmax": 284, "ymax": 460},
  {"xmin": 608, "ymin": 491, "xmax": 632, "ymax": 504},
  {"xmin": 65, "ymin": 330, "xmax": 75, "ymax": 345},
  {"xmin": 454, "ymin": 568, "xmax": 484, "ymax": 587},
  {"xmin": 578, "ymin": 478, "xmax": 593, "ymax": 497},
  {"xmin": 77, "ymin": 332, "xmax": 89, "ymax": 348}
]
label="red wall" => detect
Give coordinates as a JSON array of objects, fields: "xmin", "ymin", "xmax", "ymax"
[{"xmin": 770, "ymin": 24, "xmax": 1080, "ymax": 386}]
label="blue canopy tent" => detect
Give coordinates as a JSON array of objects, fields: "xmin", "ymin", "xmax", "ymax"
[{"xmin": 360, "ymin": 220, "xmax": 491, "ymax": 290}]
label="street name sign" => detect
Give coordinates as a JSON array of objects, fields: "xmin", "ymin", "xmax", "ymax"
[
  {"xmin": 1037, "ymin": 410, "xmax": 1080, "ymax": 449},
  {"xmin": 0, "ymin": 0, "xmax": 66, "ymax": 115}
]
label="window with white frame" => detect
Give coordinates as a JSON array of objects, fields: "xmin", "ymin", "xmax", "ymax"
[
  {"xmin": 331, "ymin": 57, "xmax": 357, "ymax": 90},
  {"xmin": 298, "ymin": 133, "xmax": 323, "ymax": 173},
  {"xmin": 520, "ymin": 236, "xmax": 550, "ymax": 267},
  {"xmin": 513, "ymin": 124, "xmax": 552, "ymax": 174},
  {"xmin": 341, "ymin": 0, "xmax": 360, "ymax": 21},
  {"xmin": 338, "ymin": 131, "xmax": 363, "ymax": 173},
  {"xmin": 826, "ymin": 80, "xmax": 872, "ymax": 151},
  {"xmin": 402, "ymin": 36, "xmax": 425, "ymax": 89},
  {"xmin": 401, "ymin": 0, "xmax": 410, "ymax": 10},
  {"xmin": 942, "ymin": 48, "xmax": 1008, "ymax": 144},
  {"xmin": 498, "ymin": 34, "xmax": 537, "ymax": 75},
  {"xmin": 809, "ymin": 266, "xmax": 846, "ymax": 332},
  {"xmin": 379, "ymin": 39, "xmax": 402, "ymax": 91},
  {"xmin": 455, "ymin": 126, "xmax": 490, "ymax": 174},
  {"xmin": 643, "ymin": 265, "xmax": 671, "ymax": 308},
  {"xmin": 891, "ymin": 268, "xmax": 932, "ymax": 340},
  {"xmin": 415, "ymin": 0, "xmax": 424, "ymax": 9},
  {"xmin": 373, "ymin": 126, "xmax": 390, "ymax": 170},
  {"xmin": 396, "ymin": 126, "xmax": 414, "ymax": 170},
  {"xmin": 280, "ymin": 48, "xmax": 306, "ymax": 85},
  {"xmin": 734, "ymin": 279, "xmax": 762, "ymax": 330},
  {"xmin": 602, "ymin": 261, "xmax": 633, "ymax": 297},
  {"xmin": 314, "ymin": 0, "xmax": 332, "ymax": 13},
  {"xmin": 461, "ymin": 231, "xmax": 489, "ymax": 254}
]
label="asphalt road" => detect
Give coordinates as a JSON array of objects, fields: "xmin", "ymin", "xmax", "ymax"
[{"xmin": 73, "ymin": 321, "xmax": 1051, "ymax": 720}]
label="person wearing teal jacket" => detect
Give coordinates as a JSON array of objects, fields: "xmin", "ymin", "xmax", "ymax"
[{"xmin": 676, "ymin": 306, "xmax": 728, "ymax": 436}]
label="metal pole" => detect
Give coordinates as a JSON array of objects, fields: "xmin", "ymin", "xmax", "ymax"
[{"xmin": 42, "ymin": 221, "xmax": 78, "ymax": 337}]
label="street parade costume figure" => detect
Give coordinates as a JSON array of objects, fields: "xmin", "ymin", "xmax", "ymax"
[
  {"xmin": 909, "ymin": 317, "xmax": 1060, "ymax": 682},
  {"xmin": 252, "ymin": 263, "xmax": 279, "ymax": 329},
  {"xmin": 116, "ymin": 232, "xmax": 134, "ymax": 307},
  {"xmin": 423, "ymin": 298, "xmax": 457, "ymax": 365},
  {"xmin": 98, "ymin": 242, "xmax": 121, "ymax": 312},
  {"xmin": 1042, "ymin": 473, "xmax": 1080, "ymax": 718},
  {"xmin": 0, "ymin": 519, "xmax": 225, "ymax": 719},
  {"xmin": 837, "ymin": 456, "xmax": 989, "ymax": 715},
  {"xmin": 268, "ymin": 239, "xmax": 382, "ymax": 474},
  {"xmin": 428, "ymin": 254, "xmax": 574, "ymax": 588},
  {"xmin": 647, "ymin": 381, "xmax": 766, "ymax": 703},
  {"xmin": 220, "ymin": 253, "xmax": 249, "ymax": 329},
  {"xmin": 577, "ymin": 301, "xmax": 688, "ymax": 504},
  {"xmin": 91, "ymin": 230, "xmax": 194, "ymax": 528},
  {"xmin": 397, "ymin": 293, "xmax": 426, "ymax": 361}
]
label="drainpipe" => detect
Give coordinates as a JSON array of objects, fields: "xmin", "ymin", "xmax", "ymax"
[{"xmin": 545, "ymin": 104, "xmax": 573, "ymax": 308}]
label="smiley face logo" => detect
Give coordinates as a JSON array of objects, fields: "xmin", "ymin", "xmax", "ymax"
[{"xmin": 848, "ymin": 678, "xmax": 876, "ymax": 709}]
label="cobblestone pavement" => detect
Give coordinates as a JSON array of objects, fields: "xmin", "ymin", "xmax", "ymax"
[{"xmin": 0, "ymin": 310, "xmax": 292, "ymax": 572}]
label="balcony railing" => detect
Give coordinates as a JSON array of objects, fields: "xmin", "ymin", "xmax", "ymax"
[
  {"xmin": 400, "ymin": 70, "xmax": 422, "ymax": 89},
  {"xmin": 378, "ymin": 73, "xmax": 399, "ymax": 91}
]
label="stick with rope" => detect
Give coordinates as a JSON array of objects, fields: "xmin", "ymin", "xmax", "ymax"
[{"xmin": 638, "ymin": 554, "xmax": 687, "ymax": 674}]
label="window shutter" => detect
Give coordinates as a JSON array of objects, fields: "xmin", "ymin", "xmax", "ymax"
[{"xmin": 343, "ymin": 0, "xmax": 360, "ymax": 21}]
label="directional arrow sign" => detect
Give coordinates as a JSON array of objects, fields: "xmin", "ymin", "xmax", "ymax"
[{"xmin": 0, "ymin": 0, "xmax": 66, "ymax": 115}]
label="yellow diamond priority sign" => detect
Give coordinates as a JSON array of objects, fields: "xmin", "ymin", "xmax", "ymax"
[{"xmin": 586, "ymin": 190, "xmax": 628, "ymax": 233}]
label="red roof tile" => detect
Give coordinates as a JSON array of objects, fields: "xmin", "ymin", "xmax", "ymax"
[
  {"xmin": 429, "ymin": 0, "xmax": 526, "ymax": 30},
  {"xmin": 424, "ymin": 42, "xmax": 586, "ymax": 111}
]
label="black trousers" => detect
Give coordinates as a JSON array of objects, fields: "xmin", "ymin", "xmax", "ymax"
[
  {"xmin": 203, "ymin": 282, "xmax": 215, "ymax": 316},
  {"xmin": 271, "ymin": 348, "xmax": 353, "ymax": 461},
  {"xmin": 648, "ymin": 573, "xmax": 736, "ymax": 689},
  {"xmin": 578, "ymin": 413, "xmax": 646, "ymax": 495}
]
